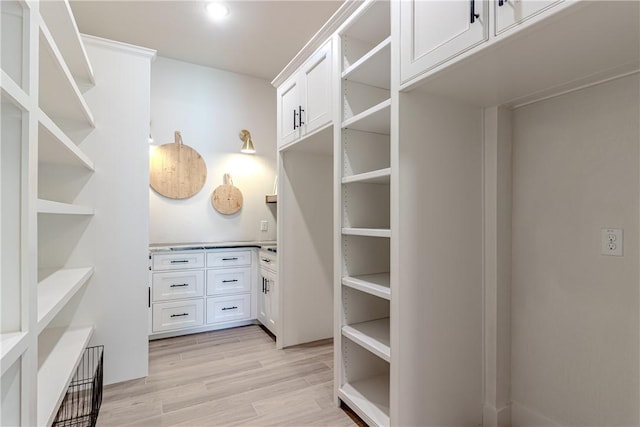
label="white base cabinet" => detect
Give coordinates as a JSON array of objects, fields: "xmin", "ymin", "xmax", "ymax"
[
  {"xmin": 149, "ymin": 248, "xmax": 256, "ymax": 338},
  {"xmin": 257, "ymin": 249, "xmax": 278, "ymax": 335}
]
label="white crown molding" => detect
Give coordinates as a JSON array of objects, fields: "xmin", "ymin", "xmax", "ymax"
[
  {"xmin": 81, "ymin": 34, "xmax": 158, "ymax": 60},
  {"xmin": 270, "ymin": 0, "xmax": 363, "ymax": 88}
]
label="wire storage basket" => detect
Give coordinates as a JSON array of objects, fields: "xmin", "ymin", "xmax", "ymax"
[{"xmin": 53, "ymin": 345, "xmax": 104, "ymax": 427}]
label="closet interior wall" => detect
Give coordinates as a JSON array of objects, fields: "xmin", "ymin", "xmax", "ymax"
[{"xmin": 278, "ymin": 130, "xmax": 334, "ymax": 348}]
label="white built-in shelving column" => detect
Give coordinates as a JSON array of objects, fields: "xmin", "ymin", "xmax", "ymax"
[
  {"xmin": 1, "ymin": 0, "xmax": 96, "ymax": 425},
  {"xmin": 335, "ymin": 1, "xmax": 392, "ymax": 426}
]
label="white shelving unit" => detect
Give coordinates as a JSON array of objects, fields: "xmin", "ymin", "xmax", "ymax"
[
  {"xmin": 1, "ymin": 1, "xmax": 96, "ymax": 425},
  {"xmin": 336, "ymin": 2, "xmax": 392, "ymax": 426}
]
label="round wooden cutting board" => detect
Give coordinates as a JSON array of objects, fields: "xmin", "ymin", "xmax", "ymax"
[
  {"xmin": 150, "ymin": 131, "xmax": 207, "ymax": 199},
  {"xmin": 212, "ymin": 174, "xmax": 243, "ymax": 215}
]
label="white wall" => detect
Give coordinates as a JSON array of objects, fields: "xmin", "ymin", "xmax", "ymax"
[
  {"xmin": 510, "ymin": 74, "xmax": 639, "ymax": 426},
  {"xmin": 149, "ymin": 57, "xmax": 277, "ymax": 244}
]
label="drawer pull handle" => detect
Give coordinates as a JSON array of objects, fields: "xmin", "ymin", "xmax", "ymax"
[
  {"xmin": 221, "ymin": 306, "xmax": 238, "ymax": 311},
  {"xmin": 222, "ymin": 257, "xmax": 239, "ymax": 261},
  {"xmin": 261, "ymin": 258, "xmax": 271, "ymax": 263},
  {"xmin": 170, "ymin": 283, "xmax": 189, "ymax": 288},
  {"xmin": 170, "ymin": 313, "xmax": 189, "ymax": 318},
  {"xmin": 222, "ymin": 279, "xmax": 238, "ymax": 283},
  {"xmin": 170, "ymin": 260, "xmax": 189, "ymax": 264}
]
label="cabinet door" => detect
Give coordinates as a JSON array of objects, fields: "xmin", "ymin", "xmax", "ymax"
[
  {"xmin": 277, "ymin": 73, "xmax": 301, "ymax": 148},
  {"xmin": 152, "ymin": 270, "xmax": 205, "ymax": 302},
  {"xmin": 494, "ymin": 0, "xmax": 562, "ymax": 34},
  {"xmin": 300, "ymin": 40, "xmax": 332, "ymax": 135},
  {"xmin": 265, "ymin": 270, "xmax": 278, "ymax": 333},
  {"xmin": 400, "ymin": 0, "xmax": 488, "ymax": 84},
  {"xmin": 257, "ymin": 272, "xmax": 268, "ymax": 325}
]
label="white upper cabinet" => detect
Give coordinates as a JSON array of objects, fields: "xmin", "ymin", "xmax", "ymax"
[
  {"xmin": 276, "ymin": 40, "xmax": 332, "ymax": 149},
  {"xmin": 494, "ymin": 0, "xmax": 562, "ymax": 35},
  {"xmin": 277, "ymin": 74, "xmax": 300, "ymax": 147},
  {"xmin": 400, "ymin": 0, "xmax": 488, "ymax": 84},
  {"xmin": 301, "ymin": 41, "xmax": 332, "ymax": 135}
]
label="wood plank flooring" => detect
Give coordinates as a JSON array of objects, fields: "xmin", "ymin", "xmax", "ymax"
[{"xmin": 97, "ymin": 325, "xmax": 362, "ymax": 426}]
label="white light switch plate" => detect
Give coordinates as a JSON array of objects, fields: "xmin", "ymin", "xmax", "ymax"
[
  {"xmin": 260, "ymin": 220, "xmax": 268, "ymax": 232},
  {"xmin": 601, "ymin": 228, "xmax": 623, "ymax": 256}
]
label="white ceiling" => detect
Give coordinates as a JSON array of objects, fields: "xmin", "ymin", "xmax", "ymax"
[{"xmin": 70, "ymin": 0, "xmax": 343, "ymax": 82}]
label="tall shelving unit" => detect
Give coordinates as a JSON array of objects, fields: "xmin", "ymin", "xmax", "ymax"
[
  {"xmin": 1, "ymin": 1, "xmax": 96, "ymax": 425},
  {"xmin": 334, "ymin": 2, "xmax": 392, "ymax": 426}
]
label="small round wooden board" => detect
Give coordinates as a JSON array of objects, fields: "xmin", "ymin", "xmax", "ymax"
[
  {"xmin": 212, "ymin": 174, "xmax": 243, "ymax": 215},
  {"xmin": 150, "ymin": 131, "xmax": 207, "ymax": 199}
]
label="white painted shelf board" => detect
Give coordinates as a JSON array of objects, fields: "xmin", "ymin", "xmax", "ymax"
[
  {"xmin": 342, "ymin": 227, "xmax": 391, "ymax": 238},
  {"xmin": 342, "ymin": 273, "xmax": 391, "ymax": 300},
  {"xmin": 342, "ymin": 99, "xmax": 391, "ymax": 135},
  {"xmin": 37, "ymin": 267, "xmax": 94, "ymax": 334},
  {"xmin": 339, "ymin": 375, "xmax": 390, "ymax": 427},
  {"xmin": 38, "ymin": 110, "xmax": 94, "ymax": 170},
  {"xmin": 1, "ymin": 70, "xmax": 30, "ymax": 110},
  {"xmin": 37, "ymin": 199, "xmax": 94, "ymax": 215},
  {"xmin": 342, "ymin": 318, "xmax": 390, "ymax": 362},
  {"xmin": 342, "ymin": 168, "xmax": 391, "ymax": 184},
  {"xmin": 39, "ymin": 21, "xmax": 95, "ymax": 128},
  {"xmin": 38, "ymin": 326, "xmax": 93, "ymax": 427},
  {"xmin": 342, "ymin": 36, "xmax": 391, "ymax": 90},
  {"xmin": 39, "ymin": 0, "xmax": 95, "ymax": 87},
  {"xmin": 1, "ymin": 332, "xmax": 29, "ymax": 376}
]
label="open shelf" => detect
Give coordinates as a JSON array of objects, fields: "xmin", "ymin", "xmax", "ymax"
[
  {"xmin": 342, "ymin": 99, "xmax": 390, "ymax": 135},
  {"xmin": 37, "ymin": 199, "xmax": 94, "ymax": 215},
  {"xmin": 339, "ymin": 375, "xmax": 390, "ymax": 427},
  {"xmin": 1, "ymin": 70, "xmax": 29, "ymax": 110},
  {"xmin": 39, "ymin": 0, "xmax": 94, "ymax": 88},
  {"xmin": 1, "ymin": 332, "xmax": 28, "ymax": 376},
  {"xmin": 343, "ymin": 227, "xmax": 390, "ymax": 238},
  {"xmin": 342, "ymin": 273, "xmax": 390, "ymax": 300},
  {"xmin": 37, "ymin": 267, "xmax": 94, "ymax": 333},
  {"xmin": 38, "ymin": 110, "xmax": 94, "ymax": 170},
  {"xmin": 342, "ymin": 168, "xmax": 390, "ymax": 184},
  {"xmin": 37, "ymin": 325, "xmax": 93, "ymax": 427},
  {"xmin": 343, "ymin": 317, "xmax": 390, "ymax": 362},
  {"xmin": 39, "ymin": 20, "xmax": 94, "ymax": 129},
  {"xmin": 343, "ymin": 36, "xmax": 391, "ymax": 90}
]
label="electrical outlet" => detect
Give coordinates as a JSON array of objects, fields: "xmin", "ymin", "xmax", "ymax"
[
  {"xmin": 601, "ymin": 228, "xmax": 623, "ymax": 256},
  {"xmin": 260, "ymin": 220, "xmax": 268, "ymax": 232}
]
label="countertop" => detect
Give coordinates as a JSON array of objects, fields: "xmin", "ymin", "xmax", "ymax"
[{"xmin": 149, "ymin": 241, "xmax": 277, "ymax": 252}]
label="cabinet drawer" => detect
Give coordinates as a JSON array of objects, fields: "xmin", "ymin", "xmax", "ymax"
[
  {"xmin": 207, "ymin": 294, "xmax": 251, "ymax": 324},
  {"xmin": 152, "ymin": 299, "xmax": 204, "ymax": 332},
  {"xmin": 259, "ymin": 251, "xmax": 277, "ymax": 272},
  {"xmin": 153, "ymin": 270, "xmax": 205, "ymax": 302},
  {"xmin": 206, "ymin": 250, "xmax": 252, "ymax": 268},
  {"xmin": 206, "ymin": 267, "xmax": 251, "ymax": 296},
  {"xmin": 153, "ymin": 252, "xmax": 205, "ymax": 271}
]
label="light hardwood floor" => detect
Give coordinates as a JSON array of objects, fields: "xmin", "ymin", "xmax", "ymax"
[{"xmin": 97, "ymin": 325, "xmax": 362, "ymax": 426}]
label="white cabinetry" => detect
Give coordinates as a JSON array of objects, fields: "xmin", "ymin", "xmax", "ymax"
[
  {"xmin": 277, "ymin": 40, "xmax": 332, "ymax": 149},
  {"xmin": 1, "ymin": 1, "xmax": 97, "ymax": 425},
  {"xmin": 257, "ymin": 249, "xmax": 278, "ymax": 335},
  {"xmin": 149, "ymin": 248, "xmax": 255, "ymax": 338},
  {"xmin": 400, "ymin": 0, "xmax": 488, "ymax": 84},
  {"xmin": 494, "ymin": 0, "xmax": 562, "ymax": 34}
]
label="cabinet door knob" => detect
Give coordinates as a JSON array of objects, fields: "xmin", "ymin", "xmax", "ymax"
[
  {"xmin": 293, "ymin": 109, "xmax": 299, "ymax": 129},
  {"xmin": 170, "ymin": 283, "xmax": 189, "ymax": 288},
  {"xmin": 170, "ymin": 259, "xmax": 189, "ymax": 264},
  {"xmin": 299, "ymin": 106, "xmax": 305, "ymax": 126},
  {"xmin": 170, "ymin": 312, "xmax": 189, "ymax": 318},
  {"xmin": 222, "ymin": 279, "xmax": 238, "ymax": 283},
  {"xmin": 221, "ymin": 306, "xmax": 238, "ymax": 311},
  {"xmin": 221, "ymin": 257, "xmax": 238, "ymax": 261}
]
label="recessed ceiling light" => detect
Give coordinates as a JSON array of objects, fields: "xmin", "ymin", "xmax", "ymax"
[{"xmin": 206, "ymin": 2, "xmax": 229, "ymax": 20}]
